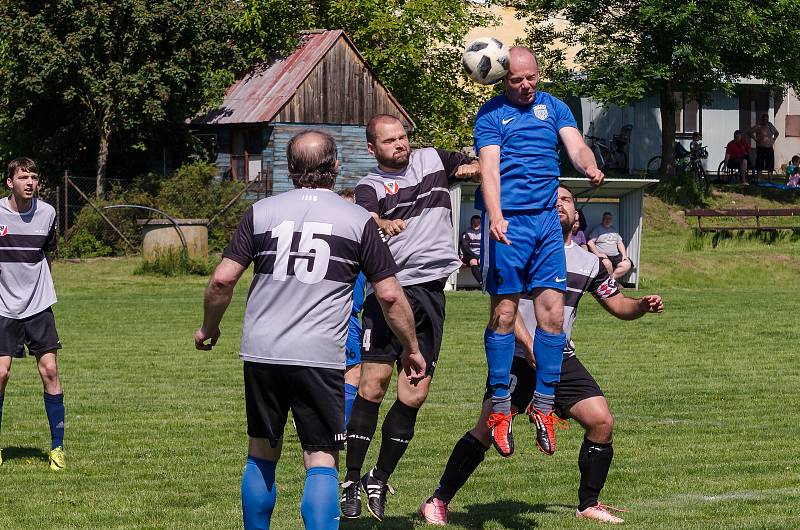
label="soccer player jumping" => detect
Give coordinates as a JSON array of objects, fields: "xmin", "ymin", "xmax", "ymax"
[
  {"xmin": 476, "ymin": 47, "xmax": 603, "ymax": 457},
  {"xmin": 419, "ymin": 185, "xmax": 664, "ymax": 525}
]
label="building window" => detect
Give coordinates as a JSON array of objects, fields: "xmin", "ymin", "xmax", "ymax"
[{"xmin": 673, "ymin": 92, "xmax": 701, "ymax": 137}]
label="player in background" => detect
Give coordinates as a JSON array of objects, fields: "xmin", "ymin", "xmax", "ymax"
[
  {"xmin": 419, "ymin": 185, "xmax": 663, "ymax": 525},
  {"xmin": 0, "ymin": 157, "xmax": 65, "ymax": 471},
  {"xmin": 341, "ymin": 114, "xmax": 480, "ymax": 522},
  {"xmin": 338, "ymin": 188, "xmax": 367, "ymax": 425},
  {"xmin": 476, "ymin": 47, "xmax": 603, "ymax": 458},
  {"xmin": 195, "ymin": 131, "xmax": 424, "ymax": 530}
]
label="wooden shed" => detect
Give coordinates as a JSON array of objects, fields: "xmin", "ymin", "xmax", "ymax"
[{"xmin": 191, "ymin": 30, "xmax": 415, "ymax": 194}]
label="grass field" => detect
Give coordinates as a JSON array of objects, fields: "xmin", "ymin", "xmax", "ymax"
[{"xmin": 1, "ymin": 192, "xmax": 799, "ymax": 529}]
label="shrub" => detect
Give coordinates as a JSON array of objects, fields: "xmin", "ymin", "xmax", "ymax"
[
  {"xmin": 60, "ymin": 232, "xmax": 113, "ymax": 258},
  {"xmin": 133, "ymin": 247, "xmax": 216, "ymax": 277}
]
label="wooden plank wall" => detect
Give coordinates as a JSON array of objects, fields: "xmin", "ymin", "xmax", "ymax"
[
  {"xmin": 266, "ymin": 123, "xmax": 377, "ymax": 194},
  {"xmin": 273, "ymin": 38, "xmax": 413, "ymax": 128}
]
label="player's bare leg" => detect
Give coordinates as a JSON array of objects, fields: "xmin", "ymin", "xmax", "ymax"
[{"xmin": 0, "ymin": 356, "xmax": 11, "ymax": 466}]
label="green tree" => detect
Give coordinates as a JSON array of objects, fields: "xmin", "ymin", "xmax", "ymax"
[
  {"xmin": 0, "ymin": 0, "xmax": 237, "ymax": 195},
  {"xmin": 513, "ymin": 0, "xmax": 800, "ymax": 178},
  {"xmin": 234, "ymin": 0, "xmax": 496, "ymax": 149}
]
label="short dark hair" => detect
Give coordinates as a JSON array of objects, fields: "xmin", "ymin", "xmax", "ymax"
[
  {"xmin": 558, "ymin": 183, "xmax": 573, "ymax": 199},
  {"xmin": 337, "ymin": 187, "xmax": 355, "ymax": 200},
  {"xmin": 286, "ymin": 131, "xmax": 338, "ymax": 189},
  {"xmin": 366, "ymin": 114, "xmax": 402, "ymax": 144},
  {"xmin": 603, "ymin": 211, "xmax": 613, "ymax": 217},
  {"xmin": 470, "ymin": 215, "xmax": 480, "ymax": 222},
  {"xmin": 7, "ymin": 157, "xmax": 38, "ymax": 180}
]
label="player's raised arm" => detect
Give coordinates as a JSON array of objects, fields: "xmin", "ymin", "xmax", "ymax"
[
  {"xmin": 478, "ymin": 145, "xmax": 510, "ymax": 244},
  {"xmin": 599, "ymin": 293, "xmax": 664, "ymax": 321},
  {"xmin": 559, "ymin": 127, "xmax": 604, "ymax": 186}
]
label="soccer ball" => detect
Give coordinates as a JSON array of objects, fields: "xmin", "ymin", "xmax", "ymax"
[{"xmin": 462, "ymin": 37, "xmax": 509, "ymax": 85}]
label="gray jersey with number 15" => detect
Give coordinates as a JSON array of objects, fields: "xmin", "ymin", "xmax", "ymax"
[{"xmin": 223, "ymin": 188, "xmax": 398, "ymax": 369}]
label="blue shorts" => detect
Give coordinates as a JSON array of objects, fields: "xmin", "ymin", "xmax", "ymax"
[
  {"xmin": 480, "ymin": 208, "xmax": 567, "ymax": 295},
  {"xmin": 345, "ymin": 315, "xmax": 361, "ymax": 367}
]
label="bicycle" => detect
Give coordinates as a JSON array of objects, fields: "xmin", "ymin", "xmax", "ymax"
[
  {"xmin": 585, "ymin": 124, "xmax": 631, "ymax": 172},
  {"xmin": 646, "ymin": 143, "xmax": 709, "ymax": 191}
]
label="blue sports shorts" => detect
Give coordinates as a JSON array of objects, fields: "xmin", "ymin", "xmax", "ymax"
[
  {"xmin": 480, "ymin": 208, "xmax": 567, "ymax": 295},
  {"xmin": 345, "ymin": 315, "xmax": 361, "ymax": 367}
]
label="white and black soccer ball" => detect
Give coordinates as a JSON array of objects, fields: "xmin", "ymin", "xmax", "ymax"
[{"xmin": 462, "ymin": 37, "xmax": 509, "ymax": 85}]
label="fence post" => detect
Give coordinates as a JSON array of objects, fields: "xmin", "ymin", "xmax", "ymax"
[{"xmin": 63, "ymin": 170, "xmax": 69, "ymax": 236}]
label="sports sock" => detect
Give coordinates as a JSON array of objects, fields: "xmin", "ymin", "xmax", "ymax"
[
  {"xmin": 484, "ymin": 328, "xmax": 515, "ymax": 404},
  {"xmin": 531, "ymin": 328, "xmax": 566, "ymax": 414},
  {"xmin": 374, "ymin": 400, "xmax": 419, "ymax": 482},
  {"xmin": 241, "ymin": 455, "xmax": 277, "ymax": 530},
  {"xmin": 344, "ymin": 383, "xmax": 358, "ymax": 428},
  {"xmin": 345, "ymin": 394, "xmax": 380, "ymax": 483},
  {"xmin": 0, "ymin": 393, "xmax": 4, "ymax": 434},
  {"xmin": 470, "ymin": 265, "xmax": 482, "ymax": 285},
  {"xmin": 300, "ymin": 467, "xmax": 339, "ymax": 530},
  {"xmin": 434, "ymin": 432, "xmax": 490, "ymax": 503},
  {"xmin": 43, "ymin": 392, "xmax": 64, "ymax": 449},
  {"xmin": 578, "ymin": 436, "xmax": 614, "ymax": 511}
]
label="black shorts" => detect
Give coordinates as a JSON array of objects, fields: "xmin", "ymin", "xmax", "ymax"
[
  {"xmin": 755, "ymin": 147, "xmax": 775, "ymax": 172},
  {"xmin": 483, "ymin": 356, "xmax": 604, "ymax": 419},
  {"xmin": 244, "ymin": 362, "xmax": 345, "ymax": 452},
  {"xmin": 0, "ymin": 308, "xmax": 62, "ymax": 358},
  {"xmin": 607, "ymin": 254, "xmax": 632, "ymax": 270},
  {"xmin": 361, "ymin": 279, "xmax": 446, "ymax": 377}
]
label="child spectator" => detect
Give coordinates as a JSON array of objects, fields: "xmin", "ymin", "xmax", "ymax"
[{"xmin": 785, "ymin": 155, "xmax": 799, "ymax": 184}]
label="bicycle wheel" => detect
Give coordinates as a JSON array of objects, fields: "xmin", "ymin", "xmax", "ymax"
[
  {"xmin": 693, "ymin": 163, "xmax": 709, "ymax": 193},
  {"xmin": 646, "ymin": 155, "xmax": 662, "ymax": 177}
]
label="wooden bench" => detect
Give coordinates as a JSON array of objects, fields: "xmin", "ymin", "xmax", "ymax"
[{"xmin": 684, "ymin": 208, "xmax": 800, "ymax": 232}]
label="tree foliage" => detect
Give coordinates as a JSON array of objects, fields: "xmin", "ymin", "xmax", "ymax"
[
  {"xmin": 234, "ymin": 0, "xmax": 496, "ymax": 148},
  {"xmin": 0, "ymin": 0, "xmax": 237, "ymax": 194},
  {"xmin": 513, "ymin": 0, "xmax": 800, "ymax": 177}
]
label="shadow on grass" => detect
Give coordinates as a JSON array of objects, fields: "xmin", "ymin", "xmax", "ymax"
[
  {"xmin": 2, "ymin": 446, "xmax": 49, "ymax": 462},
  {"xmin": 449, "ymin": 500, "xmax": 573, "ymax": 529},
  {"xmin": 340, "ymin": 513, "xmax": 418, "ymax": 529}
]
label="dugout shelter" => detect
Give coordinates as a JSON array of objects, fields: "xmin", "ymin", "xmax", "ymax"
[
  {"xmin": 191, "ymin": 29, "xmax": 415, "ymax": 194},
  {"xmin": 448, "ymin": 178, "xmax": 658, "ymax": 290}
]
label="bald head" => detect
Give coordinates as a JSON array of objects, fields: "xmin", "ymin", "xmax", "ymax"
[
  {"xmin": 504, "ymin": 46, "xmax": 540, "ymax": 106},
  {"xmin": 286, "ymin": 130, "xmax": 339, "ymax": 189}
]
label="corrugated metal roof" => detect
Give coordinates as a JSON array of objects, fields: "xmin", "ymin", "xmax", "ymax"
[{"xmin": 192, "ymin": 30, "xmax": 414, "ymax": 128}]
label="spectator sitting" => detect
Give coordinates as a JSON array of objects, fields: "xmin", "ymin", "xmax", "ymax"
[
  {"xmin": 588, "ymin": 212, "xmax": 633, "ymax": 280},
  {"xmin": 785, "ymin": 155, "xmax": 800, "ymax": 184},
  {"xmin": 788, "ymin": 165, "xmax": 800, "ymax": 188},
  {"xmin": 572, "ymin": 211, "xmax": 588, "ymax": 250},
  {"xmin": 724, "ymin": 130, "xmax": 751, "ymax": 184},
  {"xmin": 459, "ymin": 214, "xmax": 483, "ymax": 286}
]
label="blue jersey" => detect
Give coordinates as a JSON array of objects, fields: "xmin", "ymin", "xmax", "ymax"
[{"xmin": 474, "ymin": 91, "xmax": 578, "ymax": 212}]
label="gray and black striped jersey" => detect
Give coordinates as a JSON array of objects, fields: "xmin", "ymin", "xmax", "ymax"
[
  {"xmin": 516, "ymin": 242, "xmax": 620, "ymax": 360},
  {"xmin": 355, "ymin": 148, "xmax": 469, "ymax": 288},
  {"xmin": 0, "ymin": 197, "xmax": 58, "ymax": 319},
  {"xmin": 223, "ymin": 188, "xmax": 398, "ymax": 369}
]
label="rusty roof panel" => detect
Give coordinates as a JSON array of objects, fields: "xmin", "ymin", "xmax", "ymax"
[{"xmin": 192, "ymin": 30, "xmax": 343, "ymax": 125}]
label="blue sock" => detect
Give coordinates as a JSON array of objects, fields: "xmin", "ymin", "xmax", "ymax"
[
  {"xmin": 241, "ymin": 455, "xmax": 277, "ymax": 530},
  {"xmin": 344, "ymin": 383, "xmax": 358, "ymax": 428},
  {"xmin": 532, "ymin": 328, "xmax": 567, "ymax": 413},
  {"xmin": 484, "ymin": 328, "xmax": 515, "ymax": 399},
  {"xmin": 301, "ymin": 467, "xmax": 339, "ymax": 530},
  {"xmin": 43, "ymin": 392, "xmax": 64, "ymax": 449}
]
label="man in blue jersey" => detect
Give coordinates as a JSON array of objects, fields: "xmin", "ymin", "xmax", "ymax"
[
  {"xmin": 475, "ymin": 47, "xmax": 603, "ymax": 458},
  {"xmin": 338, "ymin": 188, "xmax": 366, "ymax": 425}
]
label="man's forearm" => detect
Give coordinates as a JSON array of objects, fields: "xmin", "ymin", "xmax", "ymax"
[
  {"xmin": 604, "ymin": 295, "xmax": 649, "ymax": 321},
  {"xmin": 571, "ymin": 145, "xmax": 599, "ymax": 176},
  {"xmin": 202, "ymin": 280, "xmax": 235, "ymax": 331},
  {"xmin": 380, "ymin": 294, "xmax": 419, "ymax": 354}
]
